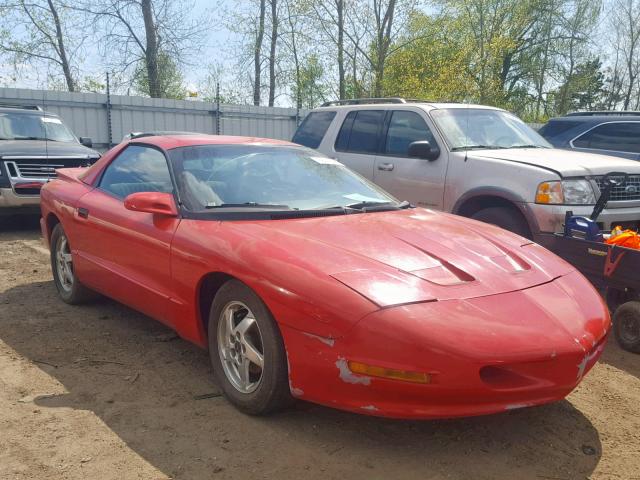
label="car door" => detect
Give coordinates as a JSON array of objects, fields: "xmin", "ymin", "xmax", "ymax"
[
  {"xmin": 72, "ymin": 144, "xmax": 180, "ymax": 326},
  {"xmin": 572, "ymin": 122, "xmax": 640, "ymax": 160},
  {"xmin": 333, "ymin": 110, "xmax": 386, "ymax": 179},
  {"xmin": 373, "ymin": 109, "xmax": 448, "ymax": 210}
]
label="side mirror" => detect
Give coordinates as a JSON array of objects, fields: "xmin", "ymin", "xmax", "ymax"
[
  {"xmin": 408, "ymin": 140, "xmax": 440, "ymax": 161},
  {"xmin": 79, "ymin": 137, "xmax": 93, "ymax": 148},
  {"xmin": 124, "ymin": 191, "xmax": 178, "ymax": 216}
]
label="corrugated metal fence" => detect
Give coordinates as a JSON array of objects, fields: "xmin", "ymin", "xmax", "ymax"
[{"xmin": 0, "ymin": 88, "xmax": 308, "ymax": 151}]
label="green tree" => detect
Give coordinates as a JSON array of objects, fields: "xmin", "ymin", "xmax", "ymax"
[
  {"xmin": 554, "ymin": 58, "xmax": 605, "ymax": 113},
  {"xmin": 132, "ymin": 52, "xmax": 186, "ymax": 100}
]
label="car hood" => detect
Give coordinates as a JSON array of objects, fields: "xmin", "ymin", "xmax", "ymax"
[
  {"xmin": 470, "ymin": 147, "xmax": 640, "ymax": 177},
  {"xmin": 231, "ymin": 208, "xmax": 575, "ymax": 308},
  {"xmin": 0, "ymin": 140, "xmax": 100, "ymax": 159}
]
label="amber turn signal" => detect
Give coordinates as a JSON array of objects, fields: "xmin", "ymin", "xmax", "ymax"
[
  {"xmin": 348, "ymin": 361, "xmax": 431, "ymax": 384},
  {"xmin": 535, "ymin": 181, "xmax": 563, "ymax": 204}
]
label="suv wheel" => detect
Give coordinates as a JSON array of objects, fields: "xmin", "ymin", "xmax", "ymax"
[{"xmin": 471, "ymin": 206, "xmax": 532, "ymax": 239}]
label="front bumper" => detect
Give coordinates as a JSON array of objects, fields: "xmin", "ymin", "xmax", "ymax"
[
  {"xmin": 0, "ymin": 187, "xmax": 41, "ymax": 213},
  {"xmin": 283, "ymin": 271, "xmax": 609, "ymax": 419},
  {"xmin": 529, "ymin": 202, "xmax": 640, "ymax": 235}
]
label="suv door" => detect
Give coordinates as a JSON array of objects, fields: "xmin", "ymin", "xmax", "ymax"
[
  {"xmin": 373, "ymin": 109, "xmax": 447, "ymax": 209},
  {"xmin": 72, "ymin": 144, "xmax": 180, "ymax": 325},
  {"xmin": 333, "ymin": 110, "xmax": 385, "ymax": 179},
  {"xmin": 572, "ymin": 121, "xmax": 640, "ymax": 160}
]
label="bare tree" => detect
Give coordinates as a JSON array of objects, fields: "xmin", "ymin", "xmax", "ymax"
[
  {"xmin": 268, "ymin": 0, "xmax": 278, "ymax": 106},
  {"xmin": 75, "ymin": 0, "xmax": 206, "ymax": 98},
  {"xmin": 310, "ymin": 0, "xmax": 346, "ymax": 99},
  {"xmin": 610, "ymin": 0, "xmax": 640, "ymax": 109},
  {"xmin": 0, "ymin": 0, "xmax": 83, "ymax": 91},
  {"xmin": 254, "ymin": 0, "xmax": 266, "ymax": 105}
]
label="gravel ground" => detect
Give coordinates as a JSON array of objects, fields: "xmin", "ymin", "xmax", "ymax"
[{"xmin": 0, "ymin": 215, "xmax": 639, "ymax": 480}]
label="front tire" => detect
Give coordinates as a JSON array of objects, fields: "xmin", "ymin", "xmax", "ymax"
[
  {"xmin": 50, "ymin": 223, "xmax": 97, "ymax": 304},
  {"xmin": 613, "ymin": 301, "xmax": 640, "ymax": 353},
  {"xmin": 208, "ymin": 280, "xmax": 293, "ymax": 414},
  {"xmin": 471, "ymin": 206, "xmax": 532, "ymax": 239}
]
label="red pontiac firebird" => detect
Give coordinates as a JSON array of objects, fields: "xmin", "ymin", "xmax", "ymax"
[{"xmin": 40, "ymin": 133, "xmax": 610, "ymax": 419}]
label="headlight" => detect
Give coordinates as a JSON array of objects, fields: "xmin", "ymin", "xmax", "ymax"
[{"xmin": 535, "ymin": 180, "xmax": 596, "ymax": 205}]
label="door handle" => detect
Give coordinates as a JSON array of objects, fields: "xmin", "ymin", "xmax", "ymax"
[
  {"xmin": 378, "ymin": 162, "xmax": 394, "ymax": 171},
  {"xmin": 77, "ymin": 207, "xmax": 89, "ymax": 219}
]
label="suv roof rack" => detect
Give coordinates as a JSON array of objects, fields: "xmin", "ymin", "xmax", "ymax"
[
  {"xmin": 565, "ymin": 110, "xmax": 640, "ymax": 117},
  {"xmin": 126, "ymin": 131, "xmax": 202, "ymax": 140},
  {"xmin": 320, "ymin": 97, "xmax": 434, "ymax": 107},
  {"xmin": 0, "ymin": 103, "xmax": 43, "ymax": 111}
]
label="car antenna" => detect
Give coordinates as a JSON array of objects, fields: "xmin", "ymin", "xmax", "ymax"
[{"xmin": 464, "ymin": 99, "xmax": 469, "ymax": 162}]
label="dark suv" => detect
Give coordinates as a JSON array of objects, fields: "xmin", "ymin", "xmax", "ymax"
[
  {"xmin": 0, "ymin": 104, "xmax": 100, "ymax": 214},
  {"xmin": 539, "ymin": 111, "xmax": 640, "ymax": 160}
]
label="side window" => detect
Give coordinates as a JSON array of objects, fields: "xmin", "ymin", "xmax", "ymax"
[
  {"xmin": 99, "ymin": 145, "xmax": 173, "ymax": 198},
  {"xmin": 573, "ymin": 122, "xmax": 640, "ymax": 154},
  {"xmin": 334, "ymin": 111, "xmax": 356, "ymax": 151},
  {"xmin": 384, "ymin": 111, "xmax": 436, "ymax": 156},
  {"xmin": 292, "ymin": 111, "xmax": 336, "ymax": 148},
  {"xmin": 336, "ymin": 110, "xmax": 385, "ymax": 154}
]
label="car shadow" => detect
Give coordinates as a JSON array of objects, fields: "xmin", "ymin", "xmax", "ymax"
[
  {"xmin": 0, "ymin": 280, "xmax": 603, "ymax": 480},
  {"xmin": 0, "ymin": 213, "xmax": 41, "ymax": 236}
]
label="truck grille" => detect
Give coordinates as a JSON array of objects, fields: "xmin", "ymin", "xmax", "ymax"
[
  {"xmin": 6, "ymin": 158, "xmax": 92, "ymax": 179},
  {"xmin": 594, "ymin": 175, "xmax": 640, "ymax": 201},
  {"xmin": 14, "ymin": 162, "xmax": 64, "ymax": 179}
]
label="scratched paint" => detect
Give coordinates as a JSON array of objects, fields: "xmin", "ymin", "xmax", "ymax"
[
  {"xmin": 291, "ymin": 387, "xmax": 304, "ymax": 397},
  {"xmin": 302, "ymin": 332, "xmax": 335, "ymax": 347},
  {"xmin": 360, "ymin": 405, "xmax": 379, "ymax": 412},
  {"xmin": 505, "ymin": 403, "xmax": 533, "ymax": 410},
  {"xmin": 335, "ymin": 357, "xmax": 371, "ymax": 385},
  {"xmin": 576, "ymin": 343, "xmax": 604, "ymax": 380}
]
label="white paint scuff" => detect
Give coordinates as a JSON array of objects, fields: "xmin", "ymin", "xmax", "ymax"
[
  {"xmin": 335, "ymin": 357, "xmax": 371, "ymax": 385},
  {"xmin": 302, "ymin": 332, "xmax": 335, "ymax": 347}
]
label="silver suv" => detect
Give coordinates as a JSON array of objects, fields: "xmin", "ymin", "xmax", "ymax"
[{"xmin": 293, "ymin": 98, "xmax": 640, "ymax": 242}]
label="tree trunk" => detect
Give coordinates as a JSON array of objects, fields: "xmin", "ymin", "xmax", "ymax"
[
  {"xmin": 141, "ymin": 0, "xmax": 160, "ymax": 98},
  {"xmin": 336, "ymin": 0, "xmax": 345, "ymax": 99},
  {"xmin": 373, "ymin": 0, "xmax": 396, "ymax": 97},
  {"xmin": 46, "ymin": 0, "xmax": 74, "ymax": 92},
  {"xmin": 254, "ymin": 0, "xmax": 266, "ymax": 106},
  {"xmin": 268, "ymin": 0, "xmax": 278, "ymax": 106}
]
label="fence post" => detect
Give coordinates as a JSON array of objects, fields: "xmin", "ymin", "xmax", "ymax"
[
  {"xmin": 215, "ymin": 82, "xmax": 221, "ymax": 135},
  {"xmin": 106, "ymin": 72, "xmax": 113, "ymax": 148}
]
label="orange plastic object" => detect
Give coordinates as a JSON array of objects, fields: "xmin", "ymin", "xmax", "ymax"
[{"xmin": 606, "ymin": 228, "xmax": 640, "ymax": 249}]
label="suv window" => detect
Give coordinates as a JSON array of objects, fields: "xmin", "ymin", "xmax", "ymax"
[
  {"xmin": 538, "ymin": 120, "xmax": 581, "ymax": 139},
  {"xmin": 335, "ymin": 110, "xmax": 385, "ymax": 154},
  {"xmin": 384, "ymin": 111, "xmax": 436, "ymax": 156},
  {"xmin": 99, "ymin": 145, "xmax": 173, "ymax": 198},
  {"xmin": 292, "ymin": 111, "xmax": 336, "ymax": 148},
  {"xmin": 573, "ymin": 122, "xmax": 640, "ymax": 153}
]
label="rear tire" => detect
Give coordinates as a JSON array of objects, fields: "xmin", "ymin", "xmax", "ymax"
[
  {"xmin": 50, "ymin": 223, "xmax": 97, "ymax": 304},
  {"xmin": 471, "ymin": 206, "xmax": 532, "ymax": 239},
  {"xmin": 613, "ymin": 301, "xmax": 640, "ymax": 353},
  {"xmin": 208, "ymin": 280, "xmax": 293, "ymax": 415}
]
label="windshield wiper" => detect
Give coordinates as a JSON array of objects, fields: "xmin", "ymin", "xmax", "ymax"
[
  {"xmin": 12, "ymin": 136, "xmax": 56, "ymax": 141},
  {"xmin": 507, "ymin": 144, "xmax": 549, "ymax": 149},
  {"xmin": 205, "ymin": 202, "xmax": 291, "ymax": 209},
  {"xmin": 322, "ymin": 200, "xmax": 410, "ymax": 212},
  {"xmin": 451, "ymin": 145, "xmax": 508, "ymax": 151}
]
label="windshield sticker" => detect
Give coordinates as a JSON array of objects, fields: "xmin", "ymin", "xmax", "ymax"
[
  {"xmin": 310, "ymin": 156, "xmax": 341, "ymax": 165},
  {"xmin": 343, "ymin": 193, "xmax": 385, "ymax": 203},
  {"xmin": 42, "ymin": 117, "xmax": 62, "ymax": 124}
]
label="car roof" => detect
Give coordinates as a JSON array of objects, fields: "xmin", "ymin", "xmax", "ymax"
[
  {"xmin": 549, "ymin": 114, "xmax": 640, "ymax": 123},
  {"xmin": 0, "ymin": 106, "xmax": 58, "ymax": 117},
  {"xmin": 129, "ymin": 133, "xmax": 296, "ymax": 150},
  {"xmin": 317, "ymin": 102, "xmax": 503, "ymax": 112}
]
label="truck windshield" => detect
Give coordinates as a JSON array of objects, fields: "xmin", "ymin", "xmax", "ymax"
[
  {"xmin": 0, "ymin": 113, "xmax": 77, "ymax": 142},
  {"xmin": 431, "ymin": 108, "xmax": 551, "ymax": 151}
]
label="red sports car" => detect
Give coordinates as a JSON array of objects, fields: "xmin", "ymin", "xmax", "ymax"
[{"xmin": 40, "ymin": 133, "xmax": 610, "ymax": 419}]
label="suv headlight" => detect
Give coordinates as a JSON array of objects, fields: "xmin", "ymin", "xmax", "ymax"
[{"xmin": 536, "ymin": 179, "xmax": 596, "ymax": 205}]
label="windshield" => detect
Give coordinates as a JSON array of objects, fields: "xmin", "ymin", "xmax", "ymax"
[
  {"xmin": 0, "ymin": 113, "xmax": 77, "ymax": 142},
  {"xmin": 431, "ymin": 108, "xmax": 551, "ymax": 151},
  {"xmin": 169, "ymin": 144, "xmax": 398, "ymax": 212}
]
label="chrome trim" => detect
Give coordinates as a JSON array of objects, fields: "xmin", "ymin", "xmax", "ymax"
[{"xmin": 569, "ymin": 120, "xmax": 640, "ymax": 155}]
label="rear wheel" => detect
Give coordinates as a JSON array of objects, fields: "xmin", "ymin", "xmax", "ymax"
[
  {"xmin": 208, "ymin": 280, "xmax": 293, "ymax": 414},
  {"xmin": 50, "ymin": 223, "xmax": 97, "ymax": 304},
  {"xmin": 471, "ymin": 206, "xmax": 532, "ymax": 239},
  {"xmin": 613, "ymin": 301, "xmax": 640, "ymax": 353}
]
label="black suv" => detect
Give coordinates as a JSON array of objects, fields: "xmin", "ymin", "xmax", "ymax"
[
  {"xmin": 539, "ymin": 111, "xmax": 640, "ymax": 161},
  {"xmin": 0, "ymin": 104, "xmax": 100, "ymax": 214}
]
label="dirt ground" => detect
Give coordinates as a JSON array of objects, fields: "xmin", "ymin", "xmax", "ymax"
[{"xmin": 0, "ymin": 216, "xmax": 639, "ymax": 480}]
